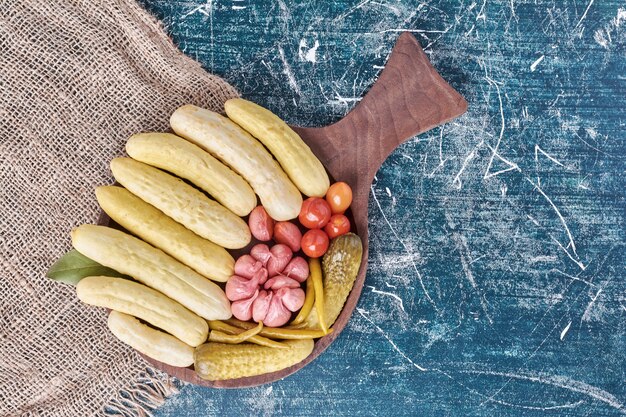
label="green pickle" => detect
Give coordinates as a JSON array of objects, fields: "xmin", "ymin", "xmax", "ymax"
[
  {"xmin": 304, "ymin": 233, "xmax": 363, "ymax": 329},
  {"xmin": 194, "ymin": 339, "xmax": 314, "ymax": 381}
]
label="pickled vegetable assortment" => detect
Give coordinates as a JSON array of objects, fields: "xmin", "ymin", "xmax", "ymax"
[
  {"xmin": 47, "ymin": 98, "xmax": 363, "ymax": 382},
  {"xmin": 295, "ymin": 183, "xmax": 354, "ymax": 258}
]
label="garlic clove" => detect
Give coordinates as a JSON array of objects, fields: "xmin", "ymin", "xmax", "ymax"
[
  {"xmin": 250, "ymin": 243, "xmax": 271, "ymax": 266},
  {"xmin": 225, "ymin": 275, "xmax": 258, "ymax": 301},
  {"xmin": 264, "ymin": 275, "xmax": 301, "ymax": 290},
  {"xmin": 234, "ymin": 254, "xmax": 264, "ymax": 279},
  {"xmin": 231, "ymin": 290, "xmax": 259, "ymax": 321},
  {"xmin": 267, "ymin": 244, "xmax": 293, "ymax": 277},
  {"xmin": 252, "ymin": 290, "xmax": 272, "ymax": 323},
  {"xmin": 280, "ymin": 287, "xmax": 306, "ymax": 312},
  {"xmin": 281, "ymin": 256, "xmax": 309, "ymax": 282},
  {"xmin": 263, "ymin": 292, "xmax": 292, "ymax": 327}
]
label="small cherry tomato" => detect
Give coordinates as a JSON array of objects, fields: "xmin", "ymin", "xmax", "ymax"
[
  {"xmin": 326, "ymin": 182, "xmax": 352, "ymax": 214},
  {"xmin": 301, "ymin": 229, "xmax": 329, "ymax": 258},
  {"xmin": 324, "ymin": 214, "xmax": 350, "ymax": 238},
  {"xmin": 298, "ymin": 197, "xmax": 332, "ymax": 229}
]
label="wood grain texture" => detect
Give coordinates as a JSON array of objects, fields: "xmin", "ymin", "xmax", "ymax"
[
  {"xmin": 136, "ymin": 1, "xmax": 625, "ymax": 416},
  {"xmin": 134, "ymin": 32, "xmax": 466, "ymax": 389}
]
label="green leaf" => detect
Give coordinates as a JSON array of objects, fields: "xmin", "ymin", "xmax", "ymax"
[{"xmin": 46, "ymin": 249, "xmax": 126, "ymax": 285}]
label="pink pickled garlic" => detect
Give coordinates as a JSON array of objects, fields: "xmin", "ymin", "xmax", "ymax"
[{"xmin": 226, "ymin": 243, "xmax": 309, "ymax": 327}]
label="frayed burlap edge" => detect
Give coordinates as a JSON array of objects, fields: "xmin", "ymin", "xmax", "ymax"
[
  {"xmin": 0, "ymin": 0, "xmax": 238, "ymax": 415},
  {"xmin": 104, "ymin": 368, "xmax": 180, "ymax": 417}
]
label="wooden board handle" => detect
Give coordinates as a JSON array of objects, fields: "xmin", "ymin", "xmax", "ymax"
[
  {"xmin": 340, "ymin": 32, "xmax": 467, "ymax": 172},
  {"xmin": 295, "ymin": 32, "xmax": 467, "ymax": 185}
]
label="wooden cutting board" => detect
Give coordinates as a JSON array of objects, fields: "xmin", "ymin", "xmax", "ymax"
[{"xmin": 112, "ymin": 32, "xmax": 467, "ymax": 388}]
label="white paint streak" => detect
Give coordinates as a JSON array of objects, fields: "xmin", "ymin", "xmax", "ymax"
[
  {"xmin": 277, "ymin": 46, "xmax": 300, "ymax": 96},
  {"xmin": 327, "ymin": 95, "xmax": 362, "ymax": 106},
  {"xmin": 553, "ymin": 268, "xmax": 596, "ymax": 287},
  {"xmin": 476, "ymin": 0, "xmax": 487, "ymax": 21},
  {"xmin": 529, "ymin": 255, "xmax": 557, "ymax": 263},
  {"xmin": 437, "ymin": 369, "xmax": 584, "ymax": 411},
  {"xmin": 526, "ymin": 177, "xmax": 584, "ymax": 268},
  {"xmin": 530, "ymin": 55, "xmax": 545, "ymax": 72},
  {"xmin": 594, "ymin": 8, "xmax": 626, "ymax": 48},
  {"xmin": 357, "ymin": 308, "xmax": 427, "ymax": 371},
  {"xmin": 438, "ymin": 126, "xmax": 445, "ymax": 163},
  {"xmin": 298, "ymin": 39, "xmax": 319, "ymax": 63},
  {"xmin": 463, "ymin": 370, "xmax": 625, "ymax": 411},
  {"xmin": 182, "ymin": 3, "xmax": 211, "ymax": 18},
  {"xmin": 527, "ymin": 214, "xmax": 541, "ymax": 227},
  {"xmin": 465, "ymin": 24, "xmax": 476, "ymax": 37},
  {"xmin": 551, "ymin": 235, "xmax": 586, "ymax": 271},
  {"xmin": 371, "ymin": 185, "xmax": 439, "ymax": 311},
  {"xmin": 560, "ymin": 320, "xmax": 572, "ymax": 340},
  {"xmin": 367, "ymin": 285, "xmax": 405, "ymax": 312},
  {"xmin": 469, "ymin": 254, "xmax": 487, "ymax": 265},
  {"xmin": 585, "ymin": 127, "xmax": 598, "ymax": 139},
  {"xmin": 260, "ymin": 60, "xmax": 272, "ymax": 72},
  {"xmin": 454, "ymin": 233, "xmax": 494, "ymax": 325},
  {"xmin": 497, "ymin": 400, "xmax": 585, "ymax": 411},
  {"xmin": 575, "ymin": 0, "xmax": 595, "ymax": 29},
  {"xmin": 334, "ymin": 0, "xmax": 371, "ymax": 22},
  {"xmin": 452, "ymin": 142, "xmax": 481, "ymax": 189},
  {"xmin": 581, "ymin": 288, "xmax": 603, "ymax": 322},
  {"xmin": 369, "ymin": 1, "xmax": 401, "ymax": 14},
  {"xmin": 617, "ymin": 8, "xmax": 626, "ymax": 25},
  {"xmin": 484, "ymin": 79, "xmax": 520, "ymax": 179},
  {"xmin": 535, "ymin": 144, "xmax": 565, "ymax": 167},
  {"xmin": 375, "ymin": 27, "xmax": 453, "ymax": 34}
]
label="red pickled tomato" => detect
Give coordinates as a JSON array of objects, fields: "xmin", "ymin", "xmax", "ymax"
[
  {"xmin": 324, "ymin": 214, "xmax": 350, "ymax": 238},
  {"xmin": 298, "ymin": 197, "xmax": 331, "ymax": 229},
  {"xmin": 301, "ymin": 229, "xmax": 329, "ymax": 258},
  {"xmin": 325, "ymin": 182, "xmax": 352, "ymax": 214}
]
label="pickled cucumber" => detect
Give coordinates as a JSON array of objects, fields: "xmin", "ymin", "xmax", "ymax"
[
  {"xmin": 194, "ymin": 339, "xmax": 313, "ymax": 380},
  {"xmin": 304, "ymin": 233, "xmax": 363, "ymax": 329}
]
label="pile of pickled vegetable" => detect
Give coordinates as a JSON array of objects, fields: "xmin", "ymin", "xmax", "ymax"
[{"xmin": 48, "ymin": 99, "xmax": 363, "ymax": 380}]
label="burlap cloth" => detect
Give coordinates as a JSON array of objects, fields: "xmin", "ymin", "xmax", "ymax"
[{"xmin": 0, "ymin": 1, "xmax": 239, "ymax": 415}]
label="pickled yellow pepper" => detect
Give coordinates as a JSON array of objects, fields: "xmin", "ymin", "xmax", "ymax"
[
  {"xmin": 309, "ymin": 258, "xmax": 328, "ymax": 334},
  {"xmin": 208, "ymin": 321, "xmax": 263, "ymax": 344},
  {"xmin": 207, "ymin": 320, "xmax": 287, "ymax": 349},
  {"xmin": 224, "ymin": 318, "xmax": 331, "ymax": 339},
  {"xmin": 291, "ymin": 275, "xmax": 315, "ymax": 325}
]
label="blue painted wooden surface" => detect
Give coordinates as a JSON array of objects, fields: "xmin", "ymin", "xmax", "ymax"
[{"xmin": 139, "ymin": 1, "xmax": 625, "ymax": 415}]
